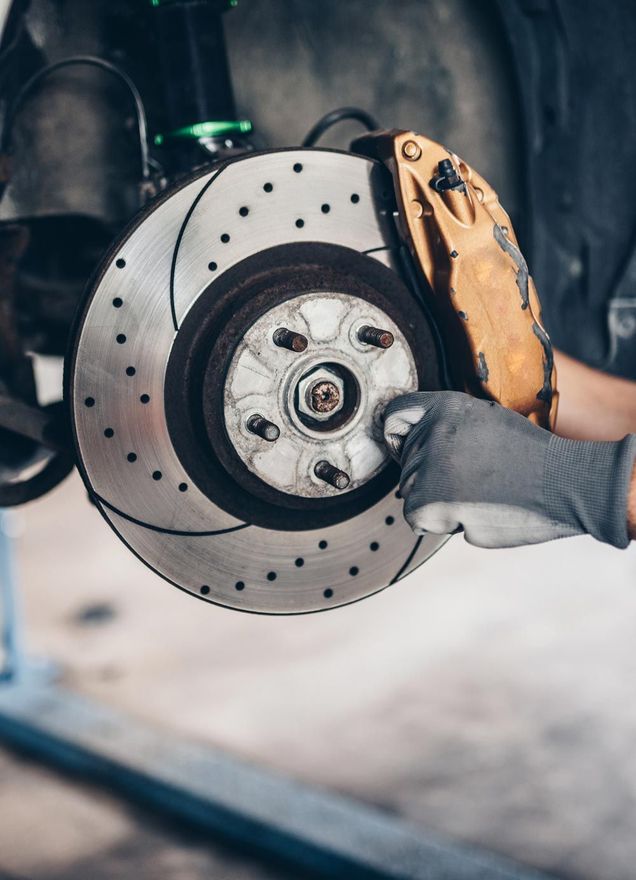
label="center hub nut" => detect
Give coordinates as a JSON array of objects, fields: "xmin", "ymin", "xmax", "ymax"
[
  {"xmin": 296, "ymin": 364, "xmax": 346, "ymax": 424},
  {"xmin": 310, "ymin": 380, "xmax": 341, "ymax": 414}
]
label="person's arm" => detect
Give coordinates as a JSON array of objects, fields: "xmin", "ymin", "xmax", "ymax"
[
  {"xmin": 554, "ymin": 350, "xmax": 636, "ymax": 440},
  {"xmin": 629, "ymin": 465, "xmax": 636, "ymax": 540},
  {"xmin": 555, "ymin": 348, "xmax": 636, "ymax": 542}
]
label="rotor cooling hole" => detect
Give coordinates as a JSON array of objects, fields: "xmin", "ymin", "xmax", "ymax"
[
  {"xmin": 116, "ymin": 258, "xmax": 126, "ymax": 269},
  {"xmin": 323, "ymin": 588, "xmax": 334, "ymax": 599}
]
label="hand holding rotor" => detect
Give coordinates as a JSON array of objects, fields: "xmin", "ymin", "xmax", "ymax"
[{"xmin": 384, "ymin": 391, "xmax": 636, "ymax": 549}]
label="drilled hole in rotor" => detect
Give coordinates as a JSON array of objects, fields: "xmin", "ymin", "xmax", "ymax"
[
  {"xmin": 126, "ymin": 366, "xmax": 136, "ymax": 376},
  {"xmin": 116, "ymin": 334, "xmax": 126, "ymax": 344},
  {"xmin": 235, "ymin": 581, "xmax": 245, "ymax": 591},
  {"xmin": 239, "ymin": 206, "xmax": 249, "ymax": 217},
  {"xmin": 127, "ymin": 452, "xmax": 137, "ymax": 462},
  {"xmin": 178, "ymin": 482, "xmax": 188, "ymax": 492},
  {"xmin": 263, "ymin": 182, "xmax": 273, "ymax": 192},
  {"xmin": 351, "ymin": 193, "xmax": 360, "ymax": 204},
  {"xmin": 385, "ymin": 516, "xmax": 395, "ymax": 525},
  {"xmin": 295, "ymin": 218, "xmax": 305, "ymax": 228},
  {"xmin": 324, "ymin": 588, "xmax": 334, "ymax": 598},
  {"xmin": 208, "ymin": 261, "xmax": 217, "ymax": 272},
  {"xmin": 140, "ymin": 394, "xmax": 150, "ymax": 404},
  {"xmin": 84, "ymin": 397, "xmax": 95, "ymax": 407},
  {"xmin": 395, "ymin": 490, "xmax": 401, "ymax": 499},
  {"xmin": 221, "ymin": 233, "xmax": 230, "ymax": 243},
  {"xmin": 104, "ymin": 428, "xmax": 114, "ymax": 438},
  {"xmin": 295, "ymin": 558, "xmax": 304, "ymax": 568},
  {"xmin": 112, "ymin": 297, "xmax": 123, "ymax": 308},
  {"xmin": 116, "ymin": 258, "xmax": 126, "ymax": 269},
  {"xmin": 321, "ymin": 204, "xmax": 330, "ymax": 214},
  {"xmin": 267, "ymin": 571, "xmax": 277, "ymax": 581},
  {"xmin": 200, "ymin": 585, "xmax": 210, "ymax": 595},
  {"xmin": 349, "ymin": 566, "xmax": 359, "ymax": 576},
  {"xmin": 293, "ymin": 162, "xmax": 303, "ymax": 173},
  {"xmin": 152, "ymin": 470, "xmax": 162, "ymax": 481},
  {"xmin": 319, "ymin": 540, "xmax": 328, "ymax": 549},
  {"xmin": 370, "ymin": 541, "xmax": 379, "ymax": 551}
]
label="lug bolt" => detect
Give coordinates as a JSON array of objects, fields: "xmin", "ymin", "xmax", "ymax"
[
  {"xmin": 314, "ymin": 460, "xmax": 350, "ymax": 490},
  {"xmin": 357, "ymin": 325, "xmax": 394, "ymax": 349},
  {"xmin": 273, "ymin": 327, "xmax": 308, "ymax": 352},
  {"xmin": 247, "ymin": 414, "xmax": 280, "ymax": 442}
]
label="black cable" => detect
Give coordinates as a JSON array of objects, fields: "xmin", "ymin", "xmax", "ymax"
[
  {"xmin": 1, "ymin": 54, "xmax": 151, "ymax": 180},
  {"xmin": 302, "ymin": 106, "xmax": 380, "ymax": 148}
]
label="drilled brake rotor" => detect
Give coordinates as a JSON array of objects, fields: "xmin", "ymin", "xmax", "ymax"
[{"xmin": 67, "ymin": 148, "xmax": 447, "ymax": 614}]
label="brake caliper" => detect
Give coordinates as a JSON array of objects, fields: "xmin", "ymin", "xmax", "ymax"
[{"xmin": 355, "ymin": 129, "xmax": 558, "ymax": 429}]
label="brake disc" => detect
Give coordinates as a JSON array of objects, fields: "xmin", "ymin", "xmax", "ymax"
[{"xmin": 67, "ymin": 148, "xmax": 447, "ymax": 613}]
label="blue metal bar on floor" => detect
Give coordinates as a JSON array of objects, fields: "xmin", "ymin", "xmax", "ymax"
[{"xmin": 0, "ymin": 679, "xmax": 557, "ymax": 880}]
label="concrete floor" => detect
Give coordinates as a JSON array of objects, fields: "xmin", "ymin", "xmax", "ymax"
[{"xmin": 3, "ymin": 473, "xmax": 636, "ymax": 879}]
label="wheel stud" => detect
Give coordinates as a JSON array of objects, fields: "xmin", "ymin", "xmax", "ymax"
[
  {"xmin": 314, "ymin": 460, "xmax": 350, "ymax": 490},
  {"xmin": 357, "ymin": 325, "xmax": 394, "ymax": 349},
  {"xmin": 247, "ymin": 414, "xmax": 280, "ymax": 442},
  {"xmin": 273, "ymin": 327, "xmax": 308, "ymax": 352}
]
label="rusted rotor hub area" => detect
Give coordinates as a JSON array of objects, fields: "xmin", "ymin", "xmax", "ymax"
[{"xmin": 223, "ymin": 290, "xmax": 416, "ymax": 498}]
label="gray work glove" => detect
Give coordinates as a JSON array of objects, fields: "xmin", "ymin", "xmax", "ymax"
[{"xmin": 383, "ymin": 391, "xmax": 636, "ymax": 549}]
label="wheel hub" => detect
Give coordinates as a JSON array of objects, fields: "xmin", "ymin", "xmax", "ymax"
[{"xmin": 223, "ymin": 290, "xmax": 417, "ymax": 498}]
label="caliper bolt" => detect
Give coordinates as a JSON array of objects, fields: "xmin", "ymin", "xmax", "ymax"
[
  {"xmin": 314, "ymin": 460, "xmax": 350, "ymax": 490},
  {"xmin": 273, "ymin": 327, "xmax": 308, "ymax": 352},
  {"xmin": 402, "ymin": 139, "xmax": 422, "ymax": 161},
  {"xmin": 357, "ymin": 325, "xmax": 394, "ymax": 349},
  {"xmin": 247, "ymin": 414, "xmax": 280, "ymax": 442}
]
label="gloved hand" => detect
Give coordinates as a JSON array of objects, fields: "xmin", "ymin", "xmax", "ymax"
[{"xmin": 383, "ymin": 391, "xmax": 636, "ymax": 549}]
